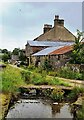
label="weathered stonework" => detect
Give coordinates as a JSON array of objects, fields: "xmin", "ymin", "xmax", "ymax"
[{"xmin": 34, "ymin": 15, "xmax": 76, "ymax": 41}]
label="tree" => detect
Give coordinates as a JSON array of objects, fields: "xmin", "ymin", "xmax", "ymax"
[
  {"xmin": 2, "ymin": 49, "xmax": 8, "ymax": 54},
  {"xmin": 70, "ymin": 30, "xmax": 84, "ymax": 64},
  {"xmin": 2, "ymin": 54, "xmax": 9, "ymax": 62},
  {"xmin": 19, "ymin": 50, "xmax": 26, "ymax": 62},
  {"xmin": 12, "ymin": 48, "xmax": 20, "ymax": 55}
]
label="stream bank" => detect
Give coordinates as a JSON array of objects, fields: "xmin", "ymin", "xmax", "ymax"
[
  {"xmin": 1, "ymin": 86, "xmax": 83, "ymax": 120},
  {"xmin": 0, "ymin": 92, "xmax": 20, "ymax": 120}
]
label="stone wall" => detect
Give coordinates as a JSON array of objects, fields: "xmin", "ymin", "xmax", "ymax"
[
  {"xmin": 31, "ymin": 53, "xmax": 71, "ymax": 69},
  {"xmin": 25, "ymin": 44, "xmax": 48, "ymax": 57},
  {"xmin": 66, "ymin": 64, "xmax": 84, "ymax": 73}
]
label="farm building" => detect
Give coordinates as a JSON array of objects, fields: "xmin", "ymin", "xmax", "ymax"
[
  {"xmin": 32, "ymin": 45, "xmax": 73, "ymax": 69},
  {"xmin": 25, "ymin": 40, "xmax": 73, "ymax": 66}
]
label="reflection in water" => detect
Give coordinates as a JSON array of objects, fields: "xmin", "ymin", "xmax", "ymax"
[
  {"xmin": 52, "ymin": 103, "xmax": 63, "ymax": 114},
  {"xmin": 6, "ymin": 98, "xmax": 73, "ymax": 119}
]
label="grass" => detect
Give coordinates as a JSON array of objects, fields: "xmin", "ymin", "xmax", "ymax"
[
  {"xmin": 0, "ymin": 64, "xmax": 72, "ymax": 94},
  {"xmin": 21, "ymin": 70, "xmax": 71, "ymax": 87},
  {"xmin": 1, "ymin": 65, "xmax": 25, "ymax": 93}
]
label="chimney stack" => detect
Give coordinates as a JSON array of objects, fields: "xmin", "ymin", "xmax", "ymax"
[
  {"xmin": 43, "ymin": 24, "xmax": 52, "ymax": 33},
  {"xmin": 54, "ymin": 15, "xmax": 64, "ymax": 27}
]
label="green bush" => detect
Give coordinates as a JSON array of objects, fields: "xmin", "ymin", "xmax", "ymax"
[
  {"xmin": 77, "ymin": 101, "xmax": 84, "ymax": 119},
  {"xmin": 21, "ymin": 70, "xmax": 31, "ymax": 84},
  {"xmin": 67, "ymin": 87, "xmax": 84, "ymax": 100},
  {"xmin": 42, "ymin": 59, "xmax": 52, "ymax": 71},
  {"xmin": 34, "ymin": 66, "xmax": 43, "ymax": 73},
  {"xmin": 57, "ymin": 66, "xmax": 83, "ymax": 80},
  {"xmin": 51, "ymin": 88, "xmax": 64, "ymax": 101},
  {"xmin": 42, "ymin": 89, "xmax": 52, "ymax": 97},
  {"xmin": 27, "ymin": 64, "xmax": 35, "ymax": 71},
  {"xmin": 31, "ymin": 73, "xmax": 48, "ymax": 85}
]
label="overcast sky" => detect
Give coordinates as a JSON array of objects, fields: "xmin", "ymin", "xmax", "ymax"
[{"xmin": 0, "ymin": 2, "xmax": 82, "ymax": 51}]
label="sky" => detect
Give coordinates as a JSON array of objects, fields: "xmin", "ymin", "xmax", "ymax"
[{"xmin": 0, "ymin": 1, "xmax": 82, "ymax": 51}]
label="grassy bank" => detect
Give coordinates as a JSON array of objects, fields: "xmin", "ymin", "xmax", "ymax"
[
  {"xmin": 26, "ymin": 65, "xmax": 84, "ymax": 80},
  {"xmin": 21, "ymin": 70, "xmax": 71, "ymax": 87},
  {"xmin": 0, "ymin": 93, "xmax": 11, "ymax": 120},
  {"xmin": 1, "ymin": 65, "xmax": 25, "ymax": 93}
]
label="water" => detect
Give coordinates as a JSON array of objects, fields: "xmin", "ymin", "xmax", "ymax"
[{"xmin": 6, "ymin": 98, "xmax": 73, "ymax": 119}]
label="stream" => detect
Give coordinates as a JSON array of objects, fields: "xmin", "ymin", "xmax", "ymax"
[{"xmin": 5, "ymin": 98, "xmax": 73, "ymax": 119}]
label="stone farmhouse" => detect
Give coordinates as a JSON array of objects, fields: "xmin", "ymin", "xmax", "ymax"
[
  {"xmin": 25, "ymin": 15, "xmax": 76, "ymax": 68},
  {"xmin": 34, "ymin": 15, "xmax": 76, "ymax": 41}
]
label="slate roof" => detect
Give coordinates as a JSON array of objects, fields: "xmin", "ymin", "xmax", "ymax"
[
  {"xmin": 26, "ymin": 40, "xmax": 74, "ymax": 47},
  {"xmin": 32, "ymin": 46, "xmax": 64, "ymax": 56},
  {"xmin": 32, "ymin": 45, "xmax": 73, "ymax": 56}
]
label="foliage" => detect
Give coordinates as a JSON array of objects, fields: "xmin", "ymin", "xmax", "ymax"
[
  {"xmin": 46, "ymin": 76, "xmax": 70, "ymax": 87},
  {"xmin": 30, "ymin": 73, "xmax": 48, "ymax": 85},
  {"xmin": 27, "ymin": 64, "xmax": 36, "ymax": 71},
  {"xmin": 1, "ymin": 49, "xmax": 11, "ymax": 62},
  {"xmin": 21, "ymin": 68, "xmax": 70, "ymax": 87},
  {"xmin": 2, "ymin": 54, "xmax": 10, "ymax": 62},
  {"xmin": 19, "ymin": 50, "xmax": 26, "ymax": 62},
  {"xmin": 70, "ymin": 30, "xmax": 84, "ymax": 64},
  {"xmin": 1, "ymin": 65, "xmax": 25, "ymax": 93},
  {"xmin": 21, "ymin": 70, "xmax": 31, "ymax": 84},
  {"xmin": 42, "ymin": 58, "xmax": 52, "ymax": 71},
  {"xmin": 42, "ymin": 89, "xmax": 52, "ymax": 97},
  {"xmin": 48, "ymin": 71, "xmax": 57, "ymax": 77},
  {"xmin": 51, "ymin": 88, "xmax": 64, "ymax": 101},
  {"xmin": 2, "ymin": 49, "xmax": 8, "ymax": 54},
  {"xmin": 56, "ymin": 66, "xmax": 84, "ymax": 80},
  {"xmin": 12, "ymin": 48, "xmax": 20, "ymax": 55},
  {"xmin": 67, "ymin": 87, "xmax": 84, "ymax": 100},
  {"xmin": 12, "ymin": 48, "xmax": 26, "ymax": 62},
  {"xmin": 34, "ymin": 66, "xmax": 44, "ymax": 74},
  {"xmin": 77, "ymin": 101, "xmax": 84, "ymax": 119}
]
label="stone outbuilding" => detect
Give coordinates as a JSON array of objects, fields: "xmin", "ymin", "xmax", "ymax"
[
  {"xmin": 25, "ymin": 40, "xmax": 73, "ymax": 65},
  {"xmin": 32, "ymin": 45, "xmax": 73, "ymax": 69}
]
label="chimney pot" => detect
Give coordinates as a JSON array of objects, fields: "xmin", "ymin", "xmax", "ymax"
[{"xmin": 55, "ymin": 15, "xmax": 59, "ymax": 19}]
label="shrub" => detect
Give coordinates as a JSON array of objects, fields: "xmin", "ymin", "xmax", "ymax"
[
  {"xmin": 42, "ymin": 89, "xmax": 52, "ymax": 97},
  {"xmin": 77, "ymin": 101, "xmax": 84, "ymax": 119},
  {"xmin": 51, "ymin": 88, "xmax": 64, "ymax": 101},
  {"xmin": 30, "ymin": 73, "xmax": 44, "ymax": 85},
  {"xmin": 27, "ymin": 64, "xmax": 35, "ymax": 71},
  {"xmin": 21, "ymin": 70, "xmax": 31, "ymax": 84},
  {"xmin": 34, "ymin": 66, "xmax": 43, "ymax": 73},
  {"xmin": 42, "ymin": 58, "xmax": 52, "ymax": 71},
  {"xmin": 67, "ymin": 87, "xmax": 84, "ymax": 100},
  {"xmin": 57, "ymin": 66, "xmax": 83, "ymax": 80}
]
